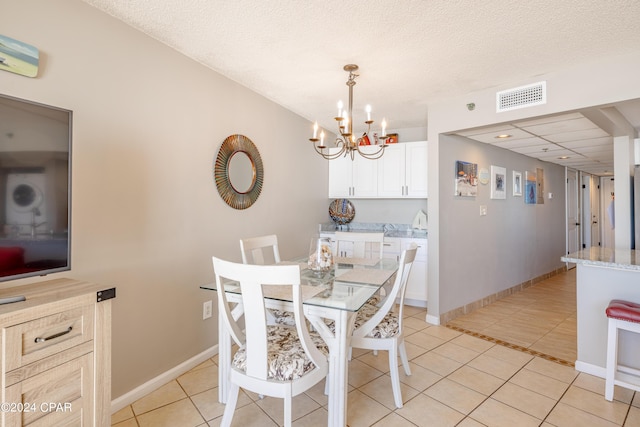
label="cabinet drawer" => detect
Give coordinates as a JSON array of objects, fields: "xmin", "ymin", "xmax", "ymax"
[
  {"xmin": 4, "ymin": 353, "xmax": 93, "ymax": 426},
  {"xmin": 383, "ymin": 238, "xmax": 401, "ymax": 255},
  {"xmin": 5, "ymin": 305, "xmax": 94, "ymax": 372}
]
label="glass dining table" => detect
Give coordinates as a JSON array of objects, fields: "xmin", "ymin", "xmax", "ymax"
[{"xmin": 201, "ymin": 256, "xmax": 399, "ymax": 427}]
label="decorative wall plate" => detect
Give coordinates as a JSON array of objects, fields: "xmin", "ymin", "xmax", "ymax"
[
  {"xmin": 329, "ymin": 199, "xmax": 355, "ymax": 225},
  {"xmin": 478, "ymin": 168, "xmax": 490, "ymax": 185},
  {"xmin": 214, "ymin": 134, "xmax": 263, "ymax": 210}
]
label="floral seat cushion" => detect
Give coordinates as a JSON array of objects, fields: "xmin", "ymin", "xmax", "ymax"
[
  {"xmin": 272, "ymin": 309, "xmax": 296, "ymax": 326},
  {"xmin": 324, "ymin": 294, "xmax": 400, "ymax": 338},
  {"xmin": 231, "ymin": 325, "xmax": 328, "ymax": 381},
  {"xmin": 362, "ymin": 311, "xmax": 400, "ymax": 338}
]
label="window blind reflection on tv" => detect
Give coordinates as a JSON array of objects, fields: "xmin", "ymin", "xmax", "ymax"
[{"xmin": 0, "ymin": 94, "xmax": 71, "ymax": 281}]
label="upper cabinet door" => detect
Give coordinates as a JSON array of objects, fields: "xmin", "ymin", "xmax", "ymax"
[
  {"xmin": 351, "ymin": 146, "xmax": 379, "ymax": 198},
  {"xmin": 377, "ymin": 144, "xmax": 405, "ymax": 197},
  {"xmin": 328, "ymin": 148, "xmax": 353, "ymax": 198},
  {"xmin": 405, "ymin": 141, "xmax": 428, "ymax": 198}
]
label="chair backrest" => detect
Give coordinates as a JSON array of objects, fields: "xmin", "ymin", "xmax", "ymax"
[
  {"xmin": 334, "ymin": 231, "xmax": 384, "ymax": 259},
  {"xmin": 352, "ymin": 244, "xmax": 418, "ymax": 339},
  {"xmin": 240, "ymin": 234, "xmax": 281, "ymax": 265},
  {"xmin": 211, "ymin": 256, "xmax": 325, "ymax": 381}
]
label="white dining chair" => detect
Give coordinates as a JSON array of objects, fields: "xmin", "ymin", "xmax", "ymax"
[
  {"xmin": 240, "ymin": 234, "xmax": 281, "ymax": 265},
  {"xmin": 350, "ymin": 244, "xmax": 417, "ymax": 408},
  {"xmin": 239, "ymin": 234, "xmax": 294, "ymax": 326},
  {"xmin": 334, "ymin": 231, "xmax": 384, "ymax": 259},
  {"xmin": 212, "ymin": 257, "xmax": 329, "ymax": 427}
]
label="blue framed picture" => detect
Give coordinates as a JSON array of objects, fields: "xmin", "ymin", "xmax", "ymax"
[
  {"xmin": 0, "ymin": 34, "xmax": 39, "ymax": 78},
  {"xmin": 525, "ymin": 170, "xmax": 537, "ymax": 204}
]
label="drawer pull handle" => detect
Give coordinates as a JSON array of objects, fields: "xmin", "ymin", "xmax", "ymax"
[{"xmin": 35, "ymin": 326, "xmax": 73, "ymax": 343}]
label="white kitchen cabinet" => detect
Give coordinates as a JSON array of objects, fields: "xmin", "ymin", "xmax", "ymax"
[
  {"xmin": 328, "ymin": 147, "xmax": 378, "ymax": 198},
  {"xmin": 377, "ymin": 141, "xmax": 428, "ymax": 198},
  {"xmin": 383, "ymin": 237, "xmax": 427, "ymax": 305},
  {"xmin": 320, "ymin": 232, "xmax": 427, "ymax": 306},
  {"xmin": 319, "ymin": 232, "xmax": 380, "ymax": 258}
]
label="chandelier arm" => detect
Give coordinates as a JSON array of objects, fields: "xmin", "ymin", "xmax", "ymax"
[
  {"xmin": 313, "ymin": 143, "xmax": 346, "ymax": 160},
  {"xmin": 355, "ymin": 144, "xmax": 387, "ymax": 160}
]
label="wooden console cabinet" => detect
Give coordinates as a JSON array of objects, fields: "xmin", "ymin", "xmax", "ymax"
[{"xmin": 0, "ymin": 278, "xmax": 114, "ymax": 426}]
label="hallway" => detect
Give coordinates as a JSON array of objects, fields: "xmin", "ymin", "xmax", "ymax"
[{"xmin": 446, "ymin": 268, "xmax": 577, "ymax": 366}]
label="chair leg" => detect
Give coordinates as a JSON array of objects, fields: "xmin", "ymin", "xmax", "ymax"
[
  {"xmin": 398, "ymin": 340, "xmax": 411, "ymax": 376},
  {"xmin": 388, "ymin": 346, "xmax": 403, "ymax": 408},
  {"xmin": 284, "ymin": 393, "xmax": 292, "ymax": 427},
  {"xmin": 605, "ymin": 320, "xmax": 618, "ymax": 401},
  {"xmin": 221, "ymin": 383, "xmax": 240, "ymax": 427}
]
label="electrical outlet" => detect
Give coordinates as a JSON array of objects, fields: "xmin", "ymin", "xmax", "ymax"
[
  {"xmin": 480, "ymin": 205, "xmax": 487, "ymax": 216},
  {"xmin": 203, "ymin": 300, "xmax": 212, "ymax": 320}
]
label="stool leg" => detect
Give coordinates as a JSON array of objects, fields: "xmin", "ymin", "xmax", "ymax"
[{"xmin": 605, "ymin": 318, "xmax": 618, "ymax": 401}]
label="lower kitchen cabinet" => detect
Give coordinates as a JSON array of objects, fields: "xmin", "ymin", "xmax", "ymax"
[
  {"xmin": 0, "ymin": 278, "xmax": 114, "ymax": 426},
  {"xmin": 383, "ymin": 237, "xmax": 427, "ymax": 305},
  {"xmin": 322, "ymin": 232, "xmax": 427, "ymax": 306}
]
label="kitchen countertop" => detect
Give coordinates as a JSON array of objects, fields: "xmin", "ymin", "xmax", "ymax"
[
  {"xmin": 561, "ymin": 247, "xmax": 640, "ymax": 271},
  {"xmin": 319, "ymin": 222, "xmax": 427, "ymax": 239}
]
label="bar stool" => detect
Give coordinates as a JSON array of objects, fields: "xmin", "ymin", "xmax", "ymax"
[{"xmin": 605, "ymin": 299, "xmax": 640, "ymax": 401}]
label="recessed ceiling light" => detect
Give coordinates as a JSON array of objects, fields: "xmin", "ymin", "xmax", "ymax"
[
  {"xmin": 558, "ymin": 156, "xmax": 570, "ymax": 159},
  {"xmin": 495, "ymin": 134, "xmax": 511, "ymax": 139}
]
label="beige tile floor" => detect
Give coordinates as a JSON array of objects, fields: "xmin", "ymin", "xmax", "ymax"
[
  {"xmin": 112, "ymin": 269, "xmax": 640, "ymax": 426},
  {"xmin": 446, "ymin": 268, "xmax": 577, "ymax": 366}
]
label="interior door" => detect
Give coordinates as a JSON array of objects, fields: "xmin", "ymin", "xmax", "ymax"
[
  {"xmin": 566, "ymin": 168, "xmax": 579, "ymax": 260},
  {"xmin": 581, "ymin": 172, "xmax": 592, "ymax": 249},
  {"xmin": 590, "ymin": 176, "xmax": 601, "ymax": 247}
]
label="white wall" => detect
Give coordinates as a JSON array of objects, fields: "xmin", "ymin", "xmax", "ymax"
[
  {"xmin": 427, "ymin": 51, "xmax": 640, "ymax": 321},
  {"xmin": 1, "ymin": 0, "xmax": 328, "ymax": 398}
]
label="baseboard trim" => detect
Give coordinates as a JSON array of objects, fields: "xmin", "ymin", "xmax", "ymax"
[
  {"xmin": 426, "ymin": 314, "xmax": 440, "ymax": 325},
  {"xmin": 111, "ymin": 345, "xmax": 218, "ymax": 414},
  {"xmin": 575, "ymin": 360, "xmax": 605, "ymax": 379},
  {"xmin": 403, "ymin": 298, "xmax": 428, "ymax": 308}
]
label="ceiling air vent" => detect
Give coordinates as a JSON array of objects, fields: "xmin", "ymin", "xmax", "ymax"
[{"xmin": 496, "ymin": 81, "xmax": 546, "ymax": 112}]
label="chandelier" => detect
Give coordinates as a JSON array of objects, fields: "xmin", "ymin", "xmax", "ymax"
[{"xmin": 309, "ymin": 64, "xmax": 388, "ymax": 160}]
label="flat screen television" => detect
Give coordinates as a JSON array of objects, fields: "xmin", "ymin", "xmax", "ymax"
[{"xmin": 0, "ymin": 94, "xmax": 71, "ymax": 282}]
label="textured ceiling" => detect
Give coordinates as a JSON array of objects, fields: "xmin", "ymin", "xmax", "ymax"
[{"xmin": 81, "ymin": 0, "xmax": 640, "ymax": 175}]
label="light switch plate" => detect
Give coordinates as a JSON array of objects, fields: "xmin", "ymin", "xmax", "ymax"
[{"xmin": 480, "ymin": 205, "xmax": 487, "ymax": 216}]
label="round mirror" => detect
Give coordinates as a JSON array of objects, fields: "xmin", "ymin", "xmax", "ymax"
[
  {"xmin": 227, "ymin": 151, "xmax": 255, "ymax": 193},
  {"xmin": 214, "ymin": 134, "xmax": 263, "ymax": 210}
]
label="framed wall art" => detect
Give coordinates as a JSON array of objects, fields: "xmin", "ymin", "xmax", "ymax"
[
  {"xmin": 525, "ymin": 170, "xmax": 537, "ymax": 204},
  {"xmin": 513, "ymin": 171, "xmax": 522, "ymax": 196},
  {"xmin": 454, "ymin": 160, "xmax": 478, "ymax": 197},
  {"xmin": 0, "ymin": 34, "xmax": 39, "ymax": 78},
  {"xmin": 490, "ymin": 165, "xmax": 506, "ymax": 199}
]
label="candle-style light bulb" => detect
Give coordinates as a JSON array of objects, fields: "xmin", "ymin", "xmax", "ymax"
[
  {"xmin": 381, "ymin": 118, "xmax": 387, "ymax": 136},
  {"xmin": 313, "ymin": 121, "xmax": 318, "ymax": 139},
  {"xmin": 337, "ymin": 100, "xmax": 343, "ymax": 117},
  {"xmin": 365, "ymin": 104, "xmax": 372, "ymax": 121},
  {"xmin": 320, "ymin": 130, "xmax": 325, "ymax": 146}
]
